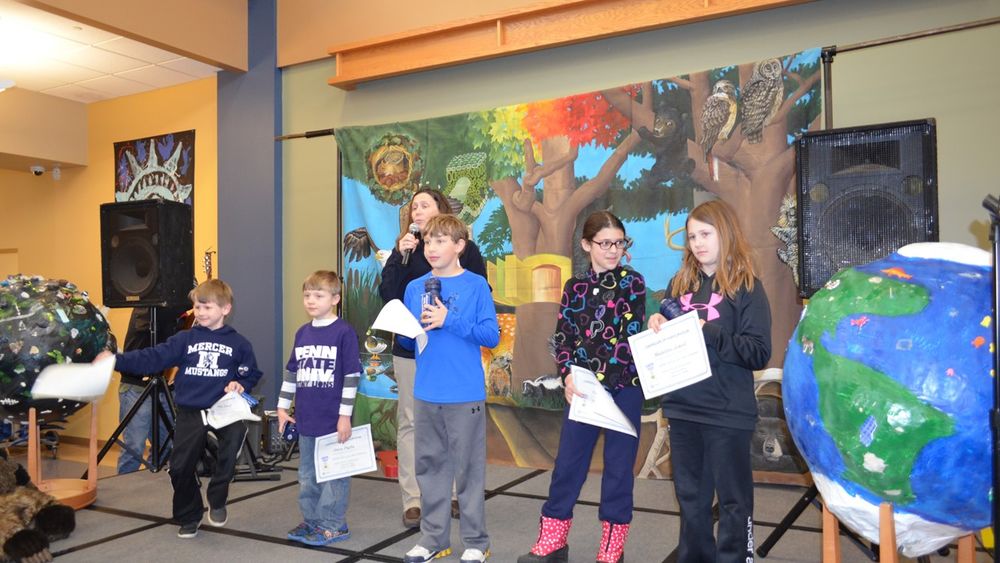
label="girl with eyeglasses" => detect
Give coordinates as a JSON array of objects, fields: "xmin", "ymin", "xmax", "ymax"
[
  {"xmin": 519, "ymin": 211, "xmax": 646, "ymax": 563},
  {"xmin": 648, "ymin": 199, "xmax": 771, "ymax": 562}
]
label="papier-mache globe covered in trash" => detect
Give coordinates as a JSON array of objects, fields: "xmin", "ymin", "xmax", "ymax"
[
  {"xmin": 783, "ymin": 242, "xmax": 993, "ymax": 557},
  {"xmin": 0, "ymin": 275, "xmax": 113, "ymax": 423}
]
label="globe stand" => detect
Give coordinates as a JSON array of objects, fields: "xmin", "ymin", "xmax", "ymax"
[
  {"xmin": 984, "ymin": 194, "xmax": 1000, "ymax": 560},
  {"xmin": 821, "ymin": 502, "xmax": 975, "ymax": 563},
  {"xmin": 27, "ymin": 405, "xmax": 99, "ymax": 509}
]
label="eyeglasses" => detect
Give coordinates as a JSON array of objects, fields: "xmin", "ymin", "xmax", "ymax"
[{"xmin": 590, "ymin": 237, "xmax": 633, "ymax": 251}]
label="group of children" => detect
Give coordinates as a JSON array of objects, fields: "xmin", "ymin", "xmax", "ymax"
[{"xmin": 101, "ymin": 191, "xmax": 771, "ymax": 563}]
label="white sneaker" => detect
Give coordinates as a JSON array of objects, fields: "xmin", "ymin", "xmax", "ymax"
[
  {"xmin": 403, "ymin": 544, "xmax": 452, "ymax": 563},
  {"xmin": 460, "ymin": 548, "xmax": 490, "ymax": 562}
]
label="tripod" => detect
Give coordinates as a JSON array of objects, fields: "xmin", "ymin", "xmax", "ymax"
[
  {"xmin": 85, "ymin": 307, "xmax": 177, "ymax": 478},
  {"xmin": 756, "ymin": 484, "xmax": 877, "ymax": 560}
]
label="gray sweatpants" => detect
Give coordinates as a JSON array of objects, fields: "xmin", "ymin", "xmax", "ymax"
[{"xmin": 413, "ymin": 398, "xmax": 489, "ymax": 553}]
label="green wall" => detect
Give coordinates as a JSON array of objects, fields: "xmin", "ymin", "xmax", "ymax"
[{"xmin": 280, "ymin": 0, "xmax": 1000, "ymax": 358}]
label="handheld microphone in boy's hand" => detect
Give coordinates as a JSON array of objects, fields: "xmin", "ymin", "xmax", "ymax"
[
  {"xmin": 401, "ymin": 223, "xmax": 422, "ymax": 265},
  {"xmin": 424, "ymin": 277, "xmax": 442, "ymax": 307},
  {"xmin": 659, "ymin": 297, "xmax": 684, "ymax": 320}
]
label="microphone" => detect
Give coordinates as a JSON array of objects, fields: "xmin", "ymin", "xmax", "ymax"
[
  {"xmin": 659, "ymin": 296, "xmax": 684, "ymax": 320},
  {"xmin": 401, "ymin": 223, "xmax": 421, "ymax": 265},
  {"xmin": 424, "ymin": 277, "xmax": 442, "ymax": 308}
]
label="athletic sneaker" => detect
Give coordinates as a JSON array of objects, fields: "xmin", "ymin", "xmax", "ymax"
[
  {"xmin": 460, "ymin": 548, "xmax": 490, "ymax": 562},
  {"xmin": 403, "ymin": 545, "xmax": 453, "ymax": 562},
  {"xmin": 177, "ymin": 519, "xmax": 201, "ymax": 538},
  {"xmin": 300, "ymin": 525, "xmax": 351, "ymax": 546},
  {"xmin": 286, "ymin": 522, "xmax": 313, "ymax": 542},
  {"xmin": 206, "ymin": 507, "xmax": 228, "ymax": 527}
]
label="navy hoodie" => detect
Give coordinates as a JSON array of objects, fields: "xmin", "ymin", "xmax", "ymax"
[
  {"xmin": 661, "ymin": 272, "xmax": 771, "ymax": 430},
  {"xmin": 114, "ymin": 324, "xmax": 262, "ymax": 409}
]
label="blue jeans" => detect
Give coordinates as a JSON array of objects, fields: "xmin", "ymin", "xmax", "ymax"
[
  {"xmin": 117, "ymin": 383, "xmax": 173, "ymax": 473},
  {"xmin": 298, "ymin": 435, "xmax": 351, "ymax": 531}
]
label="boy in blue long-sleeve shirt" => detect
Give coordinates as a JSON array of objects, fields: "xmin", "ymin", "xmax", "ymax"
[
  {"xmin": 97, "ymin": 279, "xmax": 262, "ymax": 539},
  {"xmin": 399, "ymin": 214, "xmax": 499, "ymax": 563}
]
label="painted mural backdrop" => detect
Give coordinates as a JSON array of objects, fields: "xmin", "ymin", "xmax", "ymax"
[
  {"xmin": 114, "ymin": 130, "xmax": 195, "ymax": 204},
  {"xmin": 339, "ymin": 50, "xmax": 821, "ymax": 478}
]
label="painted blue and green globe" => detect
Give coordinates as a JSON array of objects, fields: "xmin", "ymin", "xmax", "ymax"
[{"xmin": 784, "ymin": 243, "xmax": 993, "ymax": 556}]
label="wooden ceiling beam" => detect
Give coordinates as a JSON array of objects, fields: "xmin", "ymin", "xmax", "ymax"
[{"xmin": 327, "ymin": 0, "xmax": 813, "ymax": 90}]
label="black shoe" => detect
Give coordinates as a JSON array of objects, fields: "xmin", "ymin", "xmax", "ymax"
[
  {"xmin": 177, "ymin": 519, "xmax": 201, "ymax": 538},
  {"xmin": 206, "ymin": 507, "xmax": 228, "ymax": 527},
  {"xmin": 517, "ymin": 545, "xmax": 569, "ymax": 563}
]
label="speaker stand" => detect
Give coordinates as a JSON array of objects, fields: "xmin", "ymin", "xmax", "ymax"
[
  {"xmin": 84, "ymin": 308, "xmax": 177, "ymax": 478},
  {"xmin": 233, "ymin": 433, "xmax": 282, "ymax": 482}
]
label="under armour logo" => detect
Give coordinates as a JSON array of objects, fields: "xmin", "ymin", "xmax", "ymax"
[
  {"xmin": 680, "ymin": 292, "xmax": 723, "ymax": 321},
  {"xmin": 196, "ymin": 351, "xmax": 221, "ymax": 369},
  {"xmin": 471, "ymin": 405, "xmax": 481, "ymax": 414}
]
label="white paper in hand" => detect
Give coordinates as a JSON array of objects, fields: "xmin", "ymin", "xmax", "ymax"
[
  {"xmin": 372, "ymin": 299, "xmax": 428, "ymax": 353},
  {"xmin": 204, "ymin": 391, "xmax": 260, "ymax": 428},
  {"xmin": 32, "ymin": 355, "xmax": 116, "ymax": 402},
  {"xmin": 567, "ymin": 365, "xmax": 637, "ymax": 437}
]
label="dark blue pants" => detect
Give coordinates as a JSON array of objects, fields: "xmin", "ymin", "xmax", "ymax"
[
  {"xmin": 169, "ymin": 407, "xmax": 246, "ymax": 525},
  {"xmin": 542, "ymin": 385, "xmax": 643, "ymax": 524},
  {"xmin": 669, "ymin": 418, "xmax": 754, "ymax": 563}
]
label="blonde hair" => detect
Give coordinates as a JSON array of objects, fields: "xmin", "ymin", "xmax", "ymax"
[
  {"xmin": 189, "ymin": 279, "xmax": 233, "ymax": 308},
  {"xmin": 303, "ymin": 270, "xmax": 342, "ymax": 296},
  {"xmin": 423, "ymin": 214, "xmax": 468, "ymax": 251},
  {"xmin": 671, "ymin": 200, "xmax": 756, "ymax": 299}
]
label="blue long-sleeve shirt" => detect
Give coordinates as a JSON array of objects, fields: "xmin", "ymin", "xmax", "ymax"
[
  {"xmin": 399, "ymin": 270, "xmax": 499, "ymax": 403},
  {"xmin": 115, "ymin": 324, "xmax": 262, "ymax": 409}
]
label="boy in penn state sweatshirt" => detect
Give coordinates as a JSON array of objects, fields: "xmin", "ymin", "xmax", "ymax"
[{"xmin": 97, "ymin": 279, "xmax": 262, "ymax": 539}]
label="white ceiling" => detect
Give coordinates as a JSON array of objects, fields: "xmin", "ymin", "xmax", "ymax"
[{"xmin": 0, "ymin": 0, "xmax": 220, "ymax": 104}]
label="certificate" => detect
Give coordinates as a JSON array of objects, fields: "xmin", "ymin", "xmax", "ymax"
[
  {"xmin": 567, "ymin": 365, "xmax": 637, "ymax": 437},
  {"xmin": 372, "ymin": 299, "xmax": 428, "ymax": 353},
  {"xmin": 627, "ymin": 310, "xmax": 712, "ymax": 399},
  {"xmin": 314, "ymin": 423, "xmax": 378, "ymax": 483}
]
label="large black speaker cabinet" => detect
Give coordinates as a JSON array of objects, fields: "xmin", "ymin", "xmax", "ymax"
[
  {"xmin": 796, "ymin": 119, "xmax": 938, "ymax": 298},
  {"xmin": 100, "ymin": 200, "xmax": 193, "ymax": 308}
]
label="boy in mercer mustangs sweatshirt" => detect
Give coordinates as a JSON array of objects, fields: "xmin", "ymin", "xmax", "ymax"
[{"xmin": 97, "ymin": 279, "xmax": 262, "ymax": 539}]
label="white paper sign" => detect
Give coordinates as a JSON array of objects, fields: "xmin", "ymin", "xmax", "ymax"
[
  {"xmin": 314, "ymin": 423, "xmax": 378, "ymax": 482},
  {"xmin": 371, "ymin": 299, "xmax": 428, "ymax": 353},
  {"xmin": 32, "ymin": 355, "xmax": 116, "ymax": 402},
  {"xmin": 628, "ymin": 310, "xmax": 712, "ymax": 399},
  {"xmin": 567, "ymin": 365, "xmax": 637, "ymax": 437}
]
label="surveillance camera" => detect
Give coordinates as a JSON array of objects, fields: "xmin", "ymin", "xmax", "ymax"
[{"xmin": 30, "ymin": 165, "xmax": 44, "ymax": 176}]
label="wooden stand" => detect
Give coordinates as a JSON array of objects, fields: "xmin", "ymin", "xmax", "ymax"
[
  {"xmin": 27, "ymin": 404, "xmax": 99, "ymax": 510},
  {"xmin": 822, "ymin": 500, "xmax": 975, "ymax": 563}
]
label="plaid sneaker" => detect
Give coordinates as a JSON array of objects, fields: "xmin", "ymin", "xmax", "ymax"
[
  {"xmin": 206, "ymin": 507, "xmax": 228, "ymax": 527},
  {"xmin": 177, "ymin": 519, "xmax": 201, "ymax": 538},
  {"xmin": 300, "ymin": 525, "xmax": 351, "ymax": 546},
  {"xmin": 287, "ymin": 522, "xmax": 313, "ymax": 542}
]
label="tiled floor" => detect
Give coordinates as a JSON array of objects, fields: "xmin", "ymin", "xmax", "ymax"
[{"xmin": 5, "ymin": 443, "xmax": 992, "ymax": 562}]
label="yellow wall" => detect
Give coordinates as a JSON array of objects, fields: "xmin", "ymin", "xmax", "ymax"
[{"xmin": 0, "ymin": 76, "xmax": 217, "ymax": 439}]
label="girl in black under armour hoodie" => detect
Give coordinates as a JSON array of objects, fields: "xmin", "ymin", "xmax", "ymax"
[{"xmin": 649, "ymin": 200, "xmax": 771, "ymax": 563}]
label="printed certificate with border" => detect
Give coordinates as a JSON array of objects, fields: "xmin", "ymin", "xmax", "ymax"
[
  {"xmin": 314, "ymin": 423, "xmax": 378, "ymax": 482},
  {"xmin": 628, "ymin": 310, "xmax": 712, "ymax": 399}
]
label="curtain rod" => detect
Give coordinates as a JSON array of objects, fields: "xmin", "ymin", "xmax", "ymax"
[
  {"xmin": 822, "ymin": 16, "xmax": 1000, "ymax": 129},
  {"xmin": 274, "ymin": 128, "xmax": 336, "ymax": 141}
]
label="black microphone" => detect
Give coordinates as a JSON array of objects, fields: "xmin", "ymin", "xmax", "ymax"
[
  {"xmin": 659, "ymin": 296, "xmax": 684, "ymax": 320},
  {"xmin": 424, "ymin": 277, "xmax": 442, "ymax": 308},
  {"xmin": 401, "ymin": 223, "xmax": 421, "ymax": 266}
]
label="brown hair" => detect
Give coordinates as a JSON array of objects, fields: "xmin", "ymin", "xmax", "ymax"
[
  {"xmin": 581, "ymin": 210, "xmax": 627, "ymax": 241},
  {"xmin": 303, "ymin": 270, "xmax": 342, "ymax": 297},
  {"xmin": 189, "ymin": 279, "xmax": 234, "ymax": 308},
  {"xmin": 423, "ymin": 214, "xmax": 468, "ymax": 250},
  {"xmin": 400, "ymin": 188, "xmax": 452, "ymax": 235},
  {"xmin": 671, "ymin": 200, "xmax": 756, "ymax": 299}
]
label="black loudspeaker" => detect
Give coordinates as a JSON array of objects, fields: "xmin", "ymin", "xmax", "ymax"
[
  {"xmin": 796, "ymin": 119, "xmax": 938, "ymax": 298},
  {"xmin": 100, "ymin": 200, "xmax": 193, "ymax": 308}
]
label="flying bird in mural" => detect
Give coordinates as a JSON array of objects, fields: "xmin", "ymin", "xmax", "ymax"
[
  {"xmin": 698, "ymin": 79, "xmax": 738, "ymax": 162},
  {"xmin": 739, "ymin": 58, "xmax": 784, "ymax": 144},
  {"xmin": 343, "ymin": 227, "xmax": 390, "ymax": 268}
]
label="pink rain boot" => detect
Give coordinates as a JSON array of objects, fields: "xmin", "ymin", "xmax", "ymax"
[
  {"xmin": 595, "ymin": 521, "xmax": 630, "ymax": 563},
  {"xmin": 517, "ymin": 515, "xmax": 572, "ymax": 562}
]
